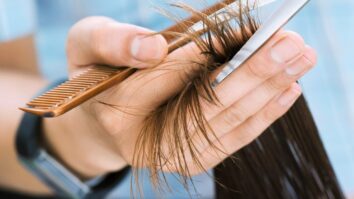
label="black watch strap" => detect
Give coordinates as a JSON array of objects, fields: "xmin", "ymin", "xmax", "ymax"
[{"xmin": 15, "ymin": 79, "xmax": 130, "ymax": 199}]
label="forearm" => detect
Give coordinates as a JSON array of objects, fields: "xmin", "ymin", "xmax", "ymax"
[
  {"xmin": 0, "ymin": 35, "xmax": 39, "ymax": 75},
  {"xmin": 0, "ymin": 70, "xmax": 50, "ymax": 194}
]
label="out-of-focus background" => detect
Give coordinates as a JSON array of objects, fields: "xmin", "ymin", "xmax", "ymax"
[{"xmin": 1, "ymin": 0, "xmax": 354, "ymax": 198}]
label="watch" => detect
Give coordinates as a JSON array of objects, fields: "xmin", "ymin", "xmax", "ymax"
[{"xmin": 15, "ymin": 79, "xmax": 130, "ymax": 199}]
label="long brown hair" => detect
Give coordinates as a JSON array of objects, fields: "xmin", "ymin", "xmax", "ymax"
[
  {"xmin": 104, "ymin": 1, "xmax": 344, "ymax": 198},
  {"xmin": 215, "ymin": 96, "xmax": 343, "ymax": 198}
]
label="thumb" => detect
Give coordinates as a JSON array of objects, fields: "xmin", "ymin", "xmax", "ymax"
[{"xmin": 67, "ymin": 16, "xmax": 168, "ymax": 70}]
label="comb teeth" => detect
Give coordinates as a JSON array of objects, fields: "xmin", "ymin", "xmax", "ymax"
[
  {"xmin": 27, "ymin": 67, "xmax": 114, "ymax": 108},
  {"xmin": 21, "ymin": 66, "xmax": 136, "ymax": 117}
]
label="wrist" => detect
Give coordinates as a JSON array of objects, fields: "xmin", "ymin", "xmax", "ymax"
[{"xmin": 43, "ymin": 106, "xmax": 127, "ymax": 179}]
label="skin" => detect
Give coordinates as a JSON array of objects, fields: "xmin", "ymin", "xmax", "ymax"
[{"xmin": 0, "ymin": 16, "xmax": 316, "ymax": 195}]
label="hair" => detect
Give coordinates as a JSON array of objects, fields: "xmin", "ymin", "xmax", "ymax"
[
  {"xmin": 104, "ymin": 1, "xmax": 344, "ymax": 198},
  {"xmin": 214, "ymin": 96, "xmax": 344, "ymax": 198},
  {"xmin": 133, "ymin": 0, "xmax": 259, "ymax": 188}
]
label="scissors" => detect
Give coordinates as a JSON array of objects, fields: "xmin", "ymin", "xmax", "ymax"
[{"xmin": 212, "ymin": 0, "xmax": 310, "ymax": 87}]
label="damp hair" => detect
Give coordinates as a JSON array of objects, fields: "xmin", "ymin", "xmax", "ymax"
[{"xmin": 101, "ymin": 1, "xmax": 344, "ymax": 198}]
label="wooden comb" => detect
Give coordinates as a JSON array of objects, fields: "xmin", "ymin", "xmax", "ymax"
[{"xmin": 20, "ymin": 0, "xmax": 236, "ymax": 117}]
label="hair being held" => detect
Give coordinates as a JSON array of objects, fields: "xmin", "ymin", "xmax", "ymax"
[
  {"xmin": 132, "ymin": 1, "xmax": 258, "ymax": 188},
  {"xmin": 98, "ymin": 1, "xmax": 343, "ymax": 198}
]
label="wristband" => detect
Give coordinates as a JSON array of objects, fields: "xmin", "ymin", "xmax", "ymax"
[{"xmin": 15, "ymin": 79, "xmax": 130, "ymax": 199}]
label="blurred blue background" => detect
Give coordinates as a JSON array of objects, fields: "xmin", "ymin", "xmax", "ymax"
[{"xmin": 1, "ymin": 0, "xmax": 354, "ymax": 198}]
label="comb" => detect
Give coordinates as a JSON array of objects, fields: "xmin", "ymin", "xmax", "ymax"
[
  {"xmin": 20, "ymin": 0, "xmax": 273, "ymax": 117},
  {"xmin": 21, "ymin": 66, "xmax": 136, "ymax": 117}
]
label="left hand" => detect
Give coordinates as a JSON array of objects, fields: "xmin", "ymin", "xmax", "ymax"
[{"xmin": 43, "ymin": 16, "xmax": 317, "ymax": 178}]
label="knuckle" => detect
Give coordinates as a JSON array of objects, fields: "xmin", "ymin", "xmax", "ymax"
[
  {"xmin": 246, "ymin": 59, "xmax": 276, "ymax": 79},
  {"xmin": 224, "ymin": 104, "xmax": 247, "ymax": 127},
  {"xmin": 263, "ymin": 105, "xmax": 283, "ymax": 122},
  {"xmin": 267, "ymin": 77, "xmax": 287, "ymax": 91},
  {"xmin": 91, "ymin": 23, "xmax": 116, "ymax": 60},
  {"xmin": 237, "ymin": 122, "xmax": 260, "ymax": 145}
]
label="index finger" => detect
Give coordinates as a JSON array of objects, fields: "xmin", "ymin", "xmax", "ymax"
[{"xmin": 202, "ymin": 30, "xmax": 305, "ymax": 118}]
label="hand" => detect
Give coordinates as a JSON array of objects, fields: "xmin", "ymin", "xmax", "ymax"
[{"xmin": 44, "ymin": 16, "xmax": 316, "ymax": 178}]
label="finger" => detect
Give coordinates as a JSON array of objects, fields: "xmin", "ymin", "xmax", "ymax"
[
  {"xmin": 94, "ymin": 31, "xmax": 307, "ymax": 134},
  {"xmin": 99, "ymin": 30, "xmax": 304, "ymax": 111},
  {"xmin": 189, "ymin": 46, "xmax": 315, "ymax": 158},
  {"xmin": 66, "ymin": 16, "xmax": 168, "ymax": 70},
  {"xmin": 134, "ymin": 30, "xmax": 305, "ymax": 108},
  {"xmin": 188, "ymin": 83, "xmax": 302, "ymax": 175},
  {"xmin": 205, "ymin": 46, "xmax": 316, "ymax": 138},
  {"xmin": 202, "ymin": 31, "xmax": 306, "ymax": 119}
]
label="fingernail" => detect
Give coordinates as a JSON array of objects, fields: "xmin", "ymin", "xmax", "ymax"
[
  {"xmin": 278, "ymin": 85, "xmax": 302, "ymax": 106},
  {"xmin": 131, "ymin": 35, "xmax": 167, "ymax": 62},
  {"xmin": 285, "ymin": 64, "xmax": 305, "ymax": 76},
  {"xmin": 286, "ymin": 53, "xmax": 314, "ymax": 76},
  {"xmin": 271, "ymin": 37, "xmax": 302, "ymax": 64}
]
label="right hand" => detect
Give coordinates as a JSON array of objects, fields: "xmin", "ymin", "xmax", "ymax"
[{"xmin": 44, "ymin": 16, "xmax": 317, "ymax": 178}]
